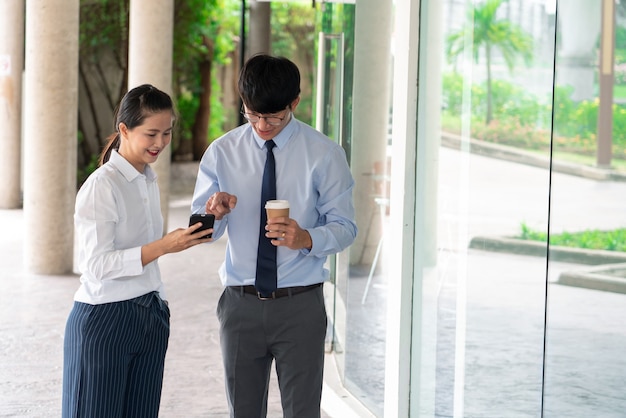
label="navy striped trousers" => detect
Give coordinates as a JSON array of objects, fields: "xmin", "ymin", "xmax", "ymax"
[{"xmin": 62, "ymin": 292, "xmax": 170, "ymax": 418}]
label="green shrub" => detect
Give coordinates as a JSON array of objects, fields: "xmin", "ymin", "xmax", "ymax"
[
  {"xmin": 518, "ymin": 223, "xmax": 626, "ymax": 252},
  {"xmin": 441, "ymin": 72, "xmax": 626, "ymax": 162},
  {"xmin": 471, "ymin": 118, "xmax": 551, "ymax": 150}
]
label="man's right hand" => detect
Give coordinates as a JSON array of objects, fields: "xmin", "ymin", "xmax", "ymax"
[{"xmin": 205, "ymin": 192, "xmax": 237, "ymax": 220}]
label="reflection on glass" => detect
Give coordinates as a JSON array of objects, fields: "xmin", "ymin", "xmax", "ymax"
[
  {"xmin": 544, "ymin": 1, "xmax": 626, "ymax": 416},
  {"xmin": 332, "ymin": 0, "xmax": 626, "ymax": 415},
  {"xmin": 315, "ymin": 3, "xmax": 389, "ymax": 415},
  {"xmin": 413, "ymin": 0, "xmax": 556, "ymax": 416},
  {"xmin": 327, "ymin": 3, "xmax": 392, "ymax": 417},
  {"xmin": 345, "ymin": 187, "xmax": 389, "ymax": 416}
]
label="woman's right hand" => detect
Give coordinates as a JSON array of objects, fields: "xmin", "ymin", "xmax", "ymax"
[
  {"xmin": 162, "ymin": 222, "xmax": 213, "ymax": 253},
  {"xmin": 141, "ymin": 223, "xmax": 212, "ymax": 266}
]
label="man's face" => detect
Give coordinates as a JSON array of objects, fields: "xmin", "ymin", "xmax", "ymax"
[{"xmin": 242, "ymin": 106, "xmax": 292, "ymax": 141}]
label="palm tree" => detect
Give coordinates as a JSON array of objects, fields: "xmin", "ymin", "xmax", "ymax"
[{"xmin": 446, "ymin": 0, "xmax": 533, "ymax": 124}]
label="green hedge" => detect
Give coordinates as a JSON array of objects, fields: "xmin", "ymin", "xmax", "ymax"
[{"xmin": 442, "ymin": 72, "xmax": 626, "ymax": 160}]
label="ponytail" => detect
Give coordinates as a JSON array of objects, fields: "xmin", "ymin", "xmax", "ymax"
[{"xmin": 99, "ymin": 133, "xmax": 121, "ymax": 166}]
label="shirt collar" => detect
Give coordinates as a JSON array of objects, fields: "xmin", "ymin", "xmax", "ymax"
[
  {"xmin": 109, "ymin": 149, "xmax": 157, "ymax": 183},
  {"xmin": 252, "ymin": 116, "xmax": 297, "ymax": 150}
]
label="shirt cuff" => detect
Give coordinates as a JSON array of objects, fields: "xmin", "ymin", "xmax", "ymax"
[
  {"xmin": 124, "ymin": 246, "xmax": 145, "ymax": 276},
  {"xmin": 303, "ymin": 228, "xmax": 322, "ymax": 256}
]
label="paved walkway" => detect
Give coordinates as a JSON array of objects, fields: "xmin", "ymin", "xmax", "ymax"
[
  {"xmin": 425, "ymin": 146, "xmax": 626, "ymax": 417},
  {"xmin": 0, "ymin": 192, "xmax": 366, "ymax": 417}
]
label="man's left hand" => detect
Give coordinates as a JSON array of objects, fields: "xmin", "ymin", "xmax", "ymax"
[{"xmin": 266, "ymin": 217, "xmax": 312, "ymax": 250}]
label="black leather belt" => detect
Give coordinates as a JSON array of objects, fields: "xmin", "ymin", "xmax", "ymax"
[{"xmin": 234, "ymin": 283, "xmax": 322, "ymax": 300}]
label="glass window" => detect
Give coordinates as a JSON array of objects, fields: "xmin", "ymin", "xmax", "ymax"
[
  {"xmin": 543, "ymin": 0, "xmax": 626, "ymax": 415},
  {"xmin": 320, "ymin": 0, "xmax": 626, "ymax": 416},
  {"xmin": 406, "ymin": 0, "xmax": 626, "ymax": 416},
  {"xmin": 412, "ymin": 0, "xmax": 555, "ymax": 415}
]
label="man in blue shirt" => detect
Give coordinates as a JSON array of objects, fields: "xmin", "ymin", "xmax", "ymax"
[{"xmin": 191, "ymin": 54, "xmax": 357, "ymax": 417}]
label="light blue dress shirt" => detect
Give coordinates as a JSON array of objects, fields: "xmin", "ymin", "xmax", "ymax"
[
  {"xmin": 191, "ymin": 117, "xmax": 357, "ymax": 288},
  {"xmin": 74, "ymin": 150, "xmax": 166, "ymax": 304}
]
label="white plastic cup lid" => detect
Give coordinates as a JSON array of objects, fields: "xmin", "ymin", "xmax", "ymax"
[{"xmin": 265, "ymin": 200, "xmax": 290, "ymax": 209}]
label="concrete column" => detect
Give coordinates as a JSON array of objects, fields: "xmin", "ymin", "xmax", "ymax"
[
  {"xmin": 128, "ymin": 0, "xmax": 174, "ymax": 230},
  {"xmin": 249, "ymin": 0, "xmax": 271, "ymax": 55},
  {"xmin": 23, "ymin": 0, "xmax": 79, "ymax": 274},
  {"xmin": 350, "ymin": 0, "xmax": 393, "ymax": 265},
  {"xmin": 0, "ymin": 0, "xmax": 24, "ymax": 209}
]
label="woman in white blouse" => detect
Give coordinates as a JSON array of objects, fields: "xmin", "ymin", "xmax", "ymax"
[{"xmin": 62, "ymin": 84, "xmax": 211, "ymax": 418}]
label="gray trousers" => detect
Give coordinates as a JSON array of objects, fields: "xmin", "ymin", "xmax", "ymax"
[{"xmin": 217, "ymin": 285, "xmax": 327, "ymax": 418}]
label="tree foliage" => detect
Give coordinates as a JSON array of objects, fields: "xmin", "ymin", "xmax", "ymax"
[
  {"xmin": 78, "ymin": 0, "xmax": 130, "ymax": 183},
  {"xmin": 271, "ymin": 2, "xmax": 317, "ymax": 123},
  {"xmin": 172, "ymin": 0, "xmax": 239, "ymax": 161},
  {"xmin": 77, "ymin": 0, "xmax": 329, "ymax": 183},
  {"xmin": 77, "ymin": 0, "xmax": 239, "ymax": 184}
]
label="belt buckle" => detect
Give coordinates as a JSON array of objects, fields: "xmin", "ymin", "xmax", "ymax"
[{"xmin": 257, "ymin": 291, "xmax": 276, "ymax": 300}]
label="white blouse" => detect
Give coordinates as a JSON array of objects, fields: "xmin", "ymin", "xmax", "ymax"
[{"xmin": 73, "ymin": 150, "xmax": 166, "ymax": 304}]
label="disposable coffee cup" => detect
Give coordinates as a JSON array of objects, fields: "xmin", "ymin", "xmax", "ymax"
[{"xmin": 265, "ymin": 200, "xmax": 290, "ymax": 219}]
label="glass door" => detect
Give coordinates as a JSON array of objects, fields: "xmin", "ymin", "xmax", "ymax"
[
  {"xmin": 315, "ymin": 4, "xmax": 388, "ymax": 415},
  {"xmin": 543, "ymin": 0, "xmax": 626, "ymax": 415},
  {"xmin": 406, "ymin": 0, "xmax": 626, "ymax": 416},
  {"xmin": 315, "ymin": 30, "xmax": 349, "ymax": 355}
]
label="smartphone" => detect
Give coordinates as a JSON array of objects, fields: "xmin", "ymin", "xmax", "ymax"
[{"xmin": 189, "ymin": 213, "xmax": 215, "ymax": 239}]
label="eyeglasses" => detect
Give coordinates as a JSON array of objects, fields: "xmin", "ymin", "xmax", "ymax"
[{"xmin": 241, "ymin": 108, "xmax": 289, "ymax": 126}]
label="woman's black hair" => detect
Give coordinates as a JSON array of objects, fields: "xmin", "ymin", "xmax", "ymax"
[
  {"xmin": 238, "ymin": 54, "xmax": 301, "ymax": 114},
  {"xmin": 99, "ymin": 84, "xmax": 175, "ymax": 166}
]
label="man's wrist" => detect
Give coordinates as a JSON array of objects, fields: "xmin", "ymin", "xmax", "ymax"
[{"xmin": 303, "ymin": 230, "xmax": 313, "ymax": 250}]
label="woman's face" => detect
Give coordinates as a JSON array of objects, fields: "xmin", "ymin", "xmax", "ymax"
[{"xmin": 118, "ymin": 110, "xmax": 174, "ymax": 173}]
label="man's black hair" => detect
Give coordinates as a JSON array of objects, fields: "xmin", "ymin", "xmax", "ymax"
[{"xmin": 238, "ymin": 54, "xmax": 301, "ymax": 114}]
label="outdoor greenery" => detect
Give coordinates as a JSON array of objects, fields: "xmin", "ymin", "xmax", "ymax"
[
  {"xmin": 170, "ymin": 0, "xmax": 240, "ymax": 162},
  {"xmin": 77, "ymin": 0, "xmax": 626, "ymax": 187},
  {"xmin": 77, "ymin": 0, "xmax": 237, "ymax": 183},
  {"xmin": 76, "ymin": 0, "xmax": 324, "ymax": 185},
  {"xmin": 441, "ymin": 73, "xmax": 626, "ymax": 164},
  {"xmin": 442, "ymin": 1, "xmax": 626, "ymax": 253},
  {"xmin": 446, "ymin": 0, "xmax": 533, "ymax": 125},
  {"xmin": 518, "ymin": 223, "xmax": 626, "ymax": 252},
  {"xmin": 442, "ymin": 1, "xmax": 626, "ymax": 169}
]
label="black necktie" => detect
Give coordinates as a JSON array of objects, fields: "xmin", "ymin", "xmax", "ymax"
[{"xmin": 255, "ymin": 140, "xmax": 277, "ymax": 296}]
